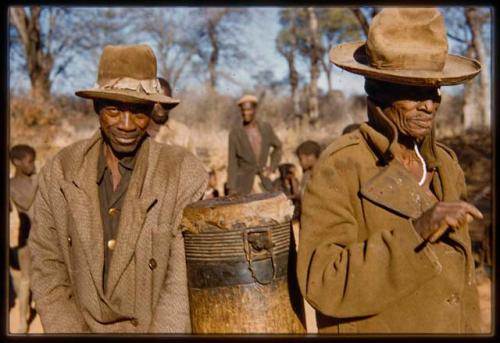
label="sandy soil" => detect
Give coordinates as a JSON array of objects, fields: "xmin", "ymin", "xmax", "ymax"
[{"xmin": 8, "ymin": 273, "xmax": 491, "ymax": 335}]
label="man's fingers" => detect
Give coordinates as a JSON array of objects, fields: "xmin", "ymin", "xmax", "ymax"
[
  {"xmin": 436, "ymin": 201, "xmax": 483, "ymax": 220},
  {"xmin": 465, "ymin": 213, "xmax": 474, "ymax": 224},
  {"xmin": 444, "ymin": 215, "xmax": 459, "ymax": 229},
  {"xmin": 465, "ymin": 204, "xmax": 483, "ymax": 220},
  {"xmin": 428, "ymin": 223, "xmax": 449, "ymax": 243}
]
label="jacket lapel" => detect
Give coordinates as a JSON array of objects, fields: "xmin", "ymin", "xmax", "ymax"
[
  {"xmin": 360, "ymin": 162, "xmax": 437, "ymax": 219},
  {"xmin": 105, "ymin": 139, "xmax": 159, "ymax": 298},
  {"xmin": 59, "ymin": 131, "xmax": 105, "ymax": 296}
]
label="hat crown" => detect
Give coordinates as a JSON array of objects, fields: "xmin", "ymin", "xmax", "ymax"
[
  {"xmin": 97, "ymin": 44, "xmax": 157, "ymax": 84},
  {"xmin": 366, "ymin": 8, "xmax": 448, "ymax": 72}
]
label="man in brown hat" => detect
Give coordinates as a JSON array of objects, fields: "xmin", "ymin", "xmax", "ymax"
[
  {"xmin": 227, "ymin": 94, "xmax": 282, "ymax": 195},
  {"xmin": 29, "ymin": 45, "xmax": 208, "ymax": 333},
  {"xmin": 297, "ymin": 8, "xmax": 484, "ymax": 333}
]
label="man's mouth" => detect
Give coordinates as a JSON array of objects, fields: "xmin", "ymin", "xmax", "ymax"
[
  {"xmin": 413, "ymin": 118, "xmax": 433, "ymax": 128},
  {"xmin": 114, "ymin": 135, "xmax": 138, "ymax": 145}
]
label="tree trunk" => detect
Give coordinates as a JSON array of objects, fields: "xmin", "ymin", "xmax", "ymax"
[
  {"xmin": 320, "ymin": 58, "xmax": 333, "ymax": 94},
  {"xmin": 207, "ymin": 19, "xmax": 219, "ymax": 90},
  {"xmin": 465, "ymin": 8, "xmax": 490, "ymax": 127},
  {"xmin": 307, "ymin": 8, "xmax": 320, "ymax": 124},
  {"xmin": 291, "ymin": 66, "xmax": 301, "ymax": 116},
  {"xmin": 10, "ymin": 6, "xmax": 53, "ymax": 102},
  {"xmin": 31, "ymin": 70, "xmax": 51, "ymax": 101},
  {"xmin": 462, "ymin": 45, "xmax": 481, "ymax": 130},
  {"xmin": 289, "ymin": 10, "xmax": 301, "ymax": 117}
]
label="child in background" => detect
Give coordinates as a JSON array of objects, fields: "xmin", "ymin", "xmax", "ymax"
[{"xmin": 10, "ymin": 144, "xmax": 38, "ymax": 333}]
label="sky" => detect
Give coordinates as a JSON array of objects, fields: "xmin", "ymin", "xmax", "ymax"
[{"xmin": 9, "ymin": 6, "xmax": 491, "ymax": 98}]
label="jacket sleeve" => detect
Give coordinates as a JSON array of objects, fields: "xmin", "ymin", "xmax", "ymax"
[
  {"xmin": 227, "ymin": 130, "xmax": 238, "ymax": 194},
  {"xmin": 28, "ymin": 163, "xmax": 90, "ymax": 333},
  {"xmin": 149, "ymin": 154, "xmax": 208, "ymax": 333},
  {"xmin": 296, "ymin": 152, "xmax": 441, "ymax": 318},
  {"xmin": 268, "ymin": 125, "xmax": 282, "ymax": 171}
]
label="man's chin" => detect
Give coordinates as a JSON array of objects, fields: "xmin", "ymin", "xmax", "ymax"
[{"xmin": 109, "ymin": 141, "xmax": 141, "ymax": 155}]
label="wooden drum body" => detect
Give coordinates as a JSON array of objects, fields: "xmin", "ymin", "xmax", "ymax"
[{"xmin": 181, "ymin": 192, "xmax": 305, "ymax": 333}]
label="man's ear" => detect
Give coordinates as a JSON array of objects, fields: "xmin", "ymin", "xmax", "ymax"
[{"xmin": 12, "ymin": 158, "xmax": 21, "ymax": 167}]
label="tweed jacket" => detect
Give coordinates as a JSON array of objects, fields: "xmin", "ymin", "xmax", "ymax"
[
  {"xmin": 227, "ymin": 120, "xmax": 282, "ymax": 195},
  {"xmin": 29, "ymin": 131, "xmax": 208, "ymax": 333},
  {"xmin": 297, "ymin": 102, "xmax": 481, "ymax": 334}
]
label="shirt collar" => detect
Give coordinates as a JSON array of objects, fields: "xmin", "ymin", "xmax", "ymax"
[{"xmin": 96, "ymin": 141, "xmax": 139, "ymax": 184}]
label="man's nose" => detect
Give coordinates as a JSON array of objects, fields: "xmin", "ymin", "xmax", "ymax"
[
  {"xmin": 117, "ymin": 111, "xmax": 135, "ymax": 131},
  {"xmin": 418, "ymin": 99, "xmax": 434, "ymax": 113}
]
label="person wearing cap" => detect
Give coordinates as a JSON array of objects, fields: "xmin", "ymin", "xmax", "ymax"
[
  {"xmin": 227, "ymin": 94, "xmax": 282, "ymax": 195},
  {"xmin": 28, "ymin": 45, "xmax": 208, "ymax": 333},
  {"xmin": 297, "ymin": 8, "xmax": 483, "ymax": 333}
]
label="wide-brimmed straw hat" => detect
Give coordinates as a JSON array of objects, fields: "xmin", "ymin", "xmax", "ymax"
[
  {"xmin": 76, "ymin": 44, "xmax": 180, "ymax": 109},
  {"xmin": 330, "ymin": 8, "xmax": 481, "ymax": 87}
]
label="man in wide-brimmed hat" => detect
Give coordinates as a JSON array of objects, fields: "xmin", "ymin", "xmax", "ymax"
[
  {"xmin": 297, "ymin": 8, "xmax": 484, "ymax": 333},
  {"xmin": 227, "ymin": 94, "xmax": 282, "ymax": 195},
  {"xmin": 29, "ymin": 45, "xmax": 208, "ymax": 333}
]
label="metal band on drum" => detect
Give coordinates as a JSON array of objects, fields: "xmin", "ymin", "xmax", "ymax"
[{"xmin": 184, "ymin": 222, "xmax": 291, "ymax": 288}]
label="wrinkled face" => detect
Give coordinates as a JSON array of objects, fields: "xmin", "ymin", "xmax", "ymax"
[
  {"xmin": 14, "ymin": 154, "xmax": 36, "ymax": 176},
  {"xmin": 298, "ymin": 153, "xmax": 317, "ymax": 171},
  {"xmin": 383, "ymin": 87, "xmax": 441, "ymax": 141},
  {"xmin": 239, "ymin": 102, "xmax": 257, "ymax": 124},
  {"xmin": 96, "ymin": 100, "xmax": 153, "ymax": 154}
]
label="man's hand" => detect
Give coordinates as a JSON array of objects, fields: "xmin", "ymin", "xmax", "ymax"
[{"xmin": 413, "ymin": 201, "xmax": 483, "ymax": 242}]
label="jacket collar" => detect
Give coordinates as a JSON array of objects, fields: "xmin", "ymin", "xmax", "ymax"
[{"xmin": 359, "ymin": 99, "xmax": 440, "ymax": 169}]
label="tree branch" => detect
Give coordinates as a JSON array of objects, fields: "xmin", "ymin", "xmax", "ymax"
[
  {"xmin": 9, "ymin": 7, "xmax": 30, "ymax": 47},
  {"xmin": 351, "ymin": 8, "xmax": 370, "ymax": 38}
]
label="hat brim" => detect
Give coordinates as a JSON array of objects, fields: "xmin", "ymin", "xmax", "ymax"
[
  {"xmin": 330, "ymin": 41, "xmax": 481, "ymax": 87},
  {"xmin": 75, "ymin": 88, "xmax": 180, "ymax": 110}
]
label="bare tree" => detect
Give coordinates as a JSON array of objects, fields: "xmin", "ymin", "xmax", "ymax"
[
  {"xmin": 465, "ymin": 7, "xmax": 491, "ymax": 127},
  {"xmin": 130, "ymin": 9, "xmax": 198, "ymax": 91},
  {"xmin": 10, "ymin": 7, "xmax": 65, "ymax": 101},
  {"xmin": 9, "ymin": 7, "xmax": 133, "ymax": 100},
  {"xmin": 317, "ymin": 8, "xmax": 362, "ymax": 93},
  {"xmin": 306, "ymin": 7, "xmax": 320, "ymax": 123},
  {"xmin": 445, "ymin": 7, "xmax": 491, "ymax": 130},
  {"xmin": 193, "ymin": 8, "xmax": 248, "ymax": 91},
  {"xmin": 276, "ymin": 8, "xmax": 301, "ymax": 116}
]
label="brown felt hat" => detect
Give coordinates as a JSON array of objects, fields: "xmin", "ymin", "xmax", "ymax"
[
  {"xmin": 76, "ymin": 44, "xmax": 180, "ymax": 109},
  {"xmin": 330, "ymin": 8, "xmax": 481, "ymax": 86}
]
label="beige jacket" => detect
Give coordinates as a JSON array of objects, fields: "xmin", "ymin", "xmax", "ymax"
[{"xmin": 29, "ymin": 131, "xmax": 208, "ymax": 333}]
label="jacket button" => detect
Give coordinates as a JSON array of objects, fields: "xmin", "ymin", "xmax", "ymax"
[
  {"xmin": 108, "ymin": 207, "xmax": 119, "ymax": 216},
  {"xmin": 107, "ymin": 239, "xmax": 116, "ymax": 250},
  {"xmin": 67, "ymin": 236, "xmax": 72, "ymax": 246},
  {"xmin": 131, "ymin": 318, "xmax": 139, "ymax": 326},
  {"xmin": 148, "ymin": 258, "xmax": 157, "ymax": 270}
]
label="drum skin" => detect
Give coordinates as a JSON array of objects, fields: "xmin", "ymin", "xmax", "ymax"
[{"xmin": 182, "ymin": 192, "xmax": 306, "ymax": 334}]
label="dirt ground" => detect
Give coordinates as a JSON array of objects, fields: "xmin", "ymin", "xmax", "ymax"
[{"xmin": 8, "ymin": 271, "xmax": 492, "ymax": 334}]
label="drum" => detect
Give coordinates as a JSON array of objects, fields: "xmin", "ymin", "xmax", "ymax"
[{"xmin": 181, "ymin": 192, "xmax": 305, "ymax": 333}]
